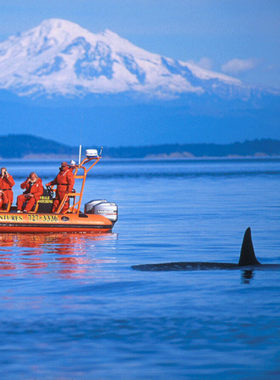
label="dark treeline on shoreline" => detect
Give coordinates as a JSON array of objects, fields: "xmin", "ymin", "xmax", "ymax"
[
  {"xmin": 104, "ymin": 139, "xmax": 280, "ymax": 159},
  {"xmin": 1, "ymin": 134, "xmax": 280, "ymax": 159}
]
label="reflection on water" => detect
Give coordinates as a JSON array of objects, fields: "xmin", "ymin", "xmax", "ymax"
[
  {"xmin": 241, "ymin": 269, "xmax": 255, "ymax": 284},
  {"xmin": 0, "ymin": 233, "xmax": 118, "ymax": 278}
]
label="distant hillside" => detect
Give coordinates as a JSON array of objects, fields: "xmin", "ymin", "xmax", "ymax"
[
  {"xmin": 0, "ymin": 135, "xmax": 280, "ymax": 159},
  {"xmin": 104, "ymin": 139, "xmax": 280, "ymax": 159},
  {"xmin": 0, "ymin": 134, "xmax": 77, "ymax": 159}
]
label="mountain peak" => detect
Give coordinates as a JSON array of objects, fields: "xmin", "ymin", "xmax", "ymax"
[
  {"xmin": 0, "ymin": 18, "xmax": 274, "ymax": 101},
  {"xmin": 24, "ymin": 18, "xmax": 94, "ymax": 47},
  {"xmin": 33, "ymin": 18, "xmax": 90, "ymax": 35},
  {"xmin": 40, "ymin": 18, "xmax": 78, "ymax": 29}
]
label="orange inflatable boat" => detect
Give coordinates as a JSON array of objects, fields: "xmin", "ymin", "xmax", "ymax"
[{"xmin": 0, "ymin": 150, "xmax": 118, "ymax": 233}]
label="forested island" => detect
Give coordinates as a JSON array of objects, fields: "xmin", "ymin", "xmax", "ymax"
[{"xmin": 1, "ymin": 134, "xmax": 280, "ymax": 159}]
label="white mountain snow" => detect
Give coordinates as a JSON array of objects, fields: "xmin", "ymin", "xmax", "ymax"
[{"xmin": 0, "ymin": 18, "xmax": 261, "ymax": 100}]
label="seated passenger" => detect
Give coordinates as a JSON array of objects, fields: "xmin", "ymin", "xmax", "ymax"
[
  {"xmin": 17, "ymin": 172, "xmax": 43, "ymax": 213},
  {"xmin": 0, "ymin": 167, "xmax": 15, "ymax": 210}
]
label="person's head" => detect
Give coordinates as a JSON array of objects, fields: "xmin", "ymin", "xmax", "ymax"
[
  {"xmin": 29, "ymin": 172, "xmax": 38, "ymax": 183},
  {"xmin": 60, "ymin": 162, "xmax": 68, "ymax": 171},
  {"xmin": 1, "ymin": 167, "xmax": 7, "ymax": 176}
]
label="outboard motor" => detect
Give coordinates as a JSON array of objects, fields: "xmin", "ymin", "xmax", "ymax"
[{"xmin": 84, "ymin": 200, "xmax": 118, "ymax": 224}]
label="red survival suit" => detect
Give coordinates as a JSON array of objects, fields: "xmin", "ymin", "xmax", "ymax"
[
  {"xmin": 47, "ymin": 165, "xmax": 75, "ymax": 213},
  {"xmin": 17, "ymin": 178, "xmax": 44, "ymax": 212},
  {"xmin": 0, "ymin": 173, "xmax": 15, "ymax": 209}
]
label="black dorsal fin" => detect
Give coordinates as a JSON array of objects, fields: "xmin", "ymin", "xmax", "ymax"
[{"xmin": 238, "ymin": 227, "xmax": 261, "ymax": 266}]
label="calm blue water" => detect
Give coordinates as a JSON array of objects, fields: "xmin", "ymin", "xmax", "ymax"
[{"xmin": 0, "ymin": 158, "xmax": 280, "ymax": 379}]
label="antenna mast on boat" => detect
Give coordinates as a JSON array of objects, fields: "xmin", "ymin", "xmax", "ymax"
[{"xmin": 79, "ymin": 117, "xmax": 83, "ymax": 165}]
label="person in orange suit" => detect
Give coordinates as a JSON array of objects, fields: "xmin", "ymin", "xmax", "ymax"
[
  {"xmin": 17, "ymin": 172, "xmax": 44, "ymax": 213},
  {"xmin": 46, "ymin": 162, "xmax": 75, "ymax": 213},
  {"xmin": 0, "ymin": 167, "xmax": 15, "ymax": 210}
]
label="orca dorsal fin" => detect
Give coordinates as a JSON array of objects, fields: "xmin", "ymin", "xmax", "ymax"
[{"xmin": 238, "ymin": 227, "xmax": 261, "ymax": 266}]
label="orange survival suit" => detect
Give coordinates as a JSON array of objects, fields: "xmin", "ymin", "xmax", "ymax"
[
  {"xmin": 17, "ymin": 177, "xmax": 44, "ymax": 212},
  {"xmin": 46, "ymin": 162, "xmax": 75, "ymax": 213},
  {"xmin": 0, "ymin": 170, "xmax": 15, "ymax": 209}
]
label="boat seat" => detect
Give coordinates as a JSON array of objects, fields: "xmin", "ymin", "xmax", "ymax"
[
  {"xmin": 1, "ymin": 201, "xmax": 11, "ymax": 213},
  {"xmin": 28, "ymin": 201, "xmax": 39, "ymax": 214}
]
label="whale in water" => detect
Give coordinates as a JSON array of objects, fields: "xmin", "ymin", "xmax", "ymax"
[{"xmin": 132, "ymin": 227, "xmax": 280, "ymax": 271}]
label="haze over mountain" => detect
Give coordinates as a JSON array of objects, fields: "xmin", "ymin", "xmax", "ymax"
[{"xmin": 0, "ymin": 19, "xmax": 279, "ymax": 147}]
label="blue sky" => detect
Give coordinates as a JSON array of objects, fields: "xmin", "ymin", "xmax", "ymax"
[{"xmin": 0, "ymin": 0, "xmax": 279, "ymax": 88}]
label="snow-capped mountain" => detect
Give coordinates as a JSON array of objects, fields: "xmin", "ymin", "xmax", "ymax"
[
  {"xmin": 0, "ymin": 19, "xmax": 279, "ymax": 147},
  {"xmin": 0, "ymin": 18, "xmax": 259, "ymax": 100}
]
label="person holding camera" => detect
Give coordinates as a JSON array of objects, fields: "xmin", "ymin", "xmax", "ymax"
[
  {"xmin": 17, "ymin": 172, "xmax": 43, "ymax": 213},
  {"xmin": 0, "ymin": 167, "xmax": 15, "ymax": 210}
]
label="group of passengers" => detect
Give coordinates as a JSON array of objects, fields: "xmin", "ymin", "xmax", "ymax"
[{"xmin": 0, "ymin": 162, "xmax": 75, "ymax": 213}]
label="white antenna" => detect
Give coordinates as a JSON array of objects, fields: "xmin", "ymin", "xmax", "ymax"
[
  {"xmin": 79, "ymin": 144, "xmax": 82, "ymax": 165},
  {"xmin": 79, "ymin": 117, "xmax": 83, "ymax": 164}
]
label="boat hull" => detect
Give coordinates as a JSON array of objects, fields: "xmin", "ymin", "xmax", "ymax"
[{"xmin": 0, "ymin": 212, "xmax": 113, "ymax": 233}]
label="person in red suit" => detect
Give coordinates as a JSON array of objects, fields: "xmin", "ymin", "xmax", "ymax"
[
  {"xmin": 0, "ymin": 167, "xmax": 15, "ymax": 210},
  {"xmin": 17, "ymin": 172, "xmax": 44, "ymax": 213},
  {"xmin": 46, "ymin": 162, "xmax": 75, "ymax": 213}
]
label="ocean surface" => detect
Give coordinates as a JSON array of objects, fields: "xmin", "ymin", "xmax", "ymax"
[{"xmin": 0, "ymin": 158, "xmax": 279, "ymax": 379}]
